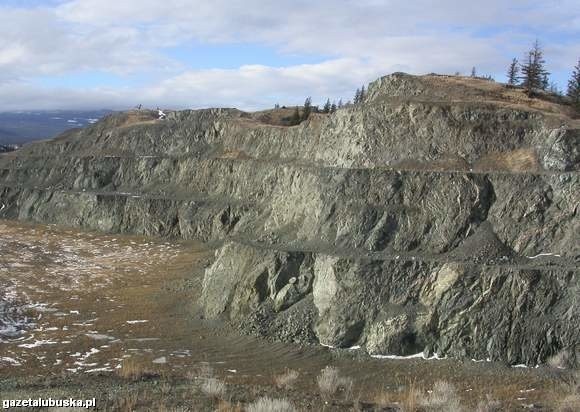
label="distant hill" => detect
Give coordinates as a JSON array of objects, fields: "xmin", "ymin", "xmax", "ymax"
[{"xmin": 0, "ymin": 110, "xmax": 112, "ymax": 144}]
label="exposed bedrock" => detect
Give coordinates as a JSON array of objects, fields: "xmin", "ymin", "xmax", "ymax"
[
  {"xmin": 0, "ymin": 73, "xmax": 578, "ymax": 365},
  {"xmin": 202, "ymin": 241, "xmax": 579, "ymax": 366}
]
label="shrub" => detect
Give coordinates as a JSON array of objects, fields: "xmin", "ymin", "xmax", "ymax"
[
  {"xmin": 274, "ymin": 369, "xmax": 299, "ymax": 389},
  {"xmin": 246, "ymin": 397, "xmax": 295, "ymax": 412},
  {"xmin": 420, "ymin": 380, "xmax": 463, "ymax": 412}
]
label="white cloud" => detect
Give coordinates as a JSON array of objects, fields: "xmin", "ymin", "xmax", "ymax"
[{"xmin": 0, "ymin": 0, "xmax": 578, "ymax": 110}]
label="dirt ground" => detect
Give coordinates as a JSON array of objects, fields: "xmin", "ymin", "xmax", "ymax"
[{"xmin": 0, "ymin": 220, "xmax": 577, "ymax": 411}]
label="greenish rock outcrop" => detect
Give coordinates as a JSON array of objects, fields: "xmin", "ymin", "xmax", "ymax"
[{"xmin": 1, "ymin": 73, "xmax": 578, "ymax": 365}]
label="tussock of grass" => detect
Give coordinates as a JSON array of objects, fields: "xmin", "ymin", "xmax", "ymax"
[
  {"xmin": 113, "ymin": 392, "xmax": 139, "ymax": 412},
  {"xmin": 558, "ymin": 393, "xmax": 580, "ymax": 412},
  {"xmin": 419, "ymin": 380, "xmax": 463, "ymax": 412},
  {"xmin": 475, "ymin": 395, "xmax": 502, "ymax": 412},
  {"xmin": 557, "ymin": 371, "xmax": 580, "ymax": 412},
  {"xmin": 316, "ymin": 366, "xmax": 353, "ymax": 401},
  {"xmin": 201, "ymin": 377, "xmax": 226, "ymax": 399},
  {"xmin": 246, "ymin": 397, "xmax": 296, "ymax": 412},
  {"xmin": 116, "ymin": 357, "xmax": 157, "ymax": 381},
  {"xmin": 547, "ymin": 349, "xmax": 575, "ymax": 369},
  {"xmin": 401, "ymin": 381, "xmax": 421, "ymax": 412},
  {"xmin": 274, "ymin": 369, "xmax": 299, "ymax": 389}
]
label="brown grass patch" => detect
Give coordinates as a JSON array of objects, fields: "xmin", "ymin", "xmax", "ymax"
[
  {"xmin": 274, "ymin": 369, "xmax": 299, "ymax": 389},
  {"xmin": 217, "ymin": 149, "xmax": 252, "ymax": 160},
  {"xmin": 400, "ymin": 381, "xmax": 422, "ymax": 412},
  {"xmin": 474, "ymin": 148, "xmax": 540, "ymax": 172},
  {"xmin": 116, "ymin": 357, "xmax": 158, "ymax": 381},
  {"xmin": 116, "ymin": 110, "xmax": 160, "ymax": 128}
]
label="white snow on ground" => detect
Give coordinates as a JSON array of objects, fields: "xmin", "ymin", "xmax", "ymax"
[
  {"xmin": 371, "ymin": 352, "xmax": 446, "ymax": 360},
  {"xmin": 0, "ymin": 220, "xmax": 183, "ymax": 373},
  {"xmin": 18, "ymin": 339, "xmax": 59, "ymax": 348},
  {"xmin": 527, "ymin": 253, "xmax": 561, "ymax": 259},
  {"xmin": 0, "ymin": 357, "xmax": 21, "ymax": 365}
]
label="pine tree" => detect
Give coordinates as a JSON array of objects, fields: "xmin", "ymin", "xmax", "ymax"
[
  {"xmin": 338, "ymin": 99, "xmax": 343, "ymax": 108},
  {"xmin": 568, "ymin": 59, "xmax": 580, "ymax": 108},
  {"xmin": 330, "ymin": 102, "xmax": 337, "ymax": 113},
  {"xmin": 471, "ymin": 67, "xmax": 477, "ymax": 77},
  {"xmin": 520, "ymin": 40, "xmax": 550, "ymax": 95},
  {"xmin": 354, "ymin": 88, "xmax": 361, "ymax": 104},
  {"xmin": 360, "ymin": 85, "xmax": 366, "ymax": 102},
  {"xmin": 323, "ymin": 98, "xmax": 331, "ymax": 113},
  {"xmin": 507, "ymin": 58, "xmax": 519, "ymax": 86},
  {"xmin": 549, "ymin": 82, "xmax": 561, "ymax": 96},
  {"xmin": 290, "ymin": 107, "xmax": 301, "ymax": 125},
  {"xmin": 302, "ymin": 97, "xmax": 312, "ymax": 121}
]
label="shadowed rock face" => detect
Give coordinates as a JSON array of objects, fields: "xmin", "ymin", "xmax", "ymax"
[{"xmin": 0, "ymin": 73, "xmax": 578, "ymax": 365}]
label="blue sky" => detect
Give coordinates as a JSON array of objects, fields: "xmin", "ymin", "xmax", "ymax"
[{"xmin": 0, "ymin": 0, "xmax": 578, "ymax": 111}]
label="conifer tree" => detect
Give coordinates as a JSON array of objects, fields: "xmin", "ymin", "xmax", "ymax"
[
  {"xmin": 507, "ymin": 58, "xmax": 519, "ymax": 85},
  {"xmin": 330, "ymin": 102, "xmax": 337, "ymax": 113},
  {"xmin": 323, "ymin": 99, "xmax": 331, "ymax": 113},
  {"xmin": 360, "ymin": 85, "xmax": 366, "ymax": 102},
  {"xmin": 290, "ymin": 107, "xmax": 301, "ymax": 125},
  {"xmin": 354, "ymin": 88, "xmax": 361, "ymax": 104},
  {"xmin": 338, "ymin": 99, "xmax": 343, "ymax": 108},
  {"xmin": 471, "ymin": 67, "xmax": 477, "ymax": 77},
  {"xmin": 520, "ymin": 40, "xmax": 549, "ymax": 95},
  {"xmin": 301, "ymin": 97, "xmax": 312, "ymax": 121},
  {"xmin": 568, "ymin": 59, "xmax": 580, "ymax": 108}
]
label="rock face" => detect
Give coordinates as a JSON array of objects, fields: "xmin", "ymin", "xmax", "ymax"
[{"xmin": 0, "ymin": 73, "xmax": 578, "ymax": 365}]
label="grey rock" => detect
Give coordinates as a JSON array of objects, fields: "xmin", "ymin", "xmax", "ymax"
[{"xmin": 0, "ymin": 73, "xmax": 578, "ymax": 365}]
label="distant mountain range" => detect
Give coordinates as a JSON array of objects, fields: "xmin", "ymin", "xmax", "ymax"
[{"xmin": 0, "ymin": 110, "xmax": 112, "ymax": 144}]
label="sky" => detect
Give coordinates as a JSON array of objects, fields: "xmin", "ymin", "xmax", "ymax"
[{"xmin": 0, "ymin": 0, "xmax": 578, "ymax": 111}]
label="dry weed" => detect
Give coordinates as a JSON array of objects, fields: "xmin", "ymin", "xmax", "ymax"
[
  {"xmin": 419, "ymin": 380, "xmax": 463, "ymax": 412},
  {"xmin": 475, "ymin": 395, "xmax": 502, "ymax": 412},
  {"xmin": 116, "ymin": 357, "xmax": 156, "ymax": 381},
  {"xmin": 316, "ymin": 366, "xmax": 354, "ymax": 401},
  {"xmin": 274, "ymin": 369, "xmax": 299, "ymax": 389},
  {"xmin": 246, "ymin": 397, "xmax": 296, "ymax": 412},
  {"xmin": 401, "ymin": 381, "xmax": 422, "ymax": 412},
  {"xmin": 201, "ymin": 377, "xmax": 226, "ymax": 399}
]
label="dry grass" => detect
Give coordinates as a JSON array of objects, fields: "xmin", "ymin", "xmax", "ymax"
[
  {"xmin": 116, "ymin": 357, "xmax": 157, "ymax": 381},
  {"xmin": 217, "ymin": 149, "xmax": 251, "ymax": 160},
  {"xmin": 547, "ymin": 350, "xmax": 575, "ymax": 369},
  {"xmin": 316, "ymin": 366, "xmax": 354, "ymax": 401},
  {"xmin": 216, "ymin": 400, "xmax": 244, "ymax": 412},
  {"xmin": 372, "ymin": 385, "xmax": 394, "ymax": 408},
  {"xmin": 419, "ymin": 380, "xmax": 463, "ymax": 412},
  {"xmin": 558, "ymin": 393, "xmax": 580, "ymax": 412},
  {"xmin": 475, "ymin": 395, "xmax": 502, "ymax": 412},
  {"xmin": 274, "ymin": 369, "xmax": 300, "ymax": 389},
  {"xmin": 474, "ymin": 148, "xmax": 540, "ymax": 172},
  {"xmin": 556, "ymin": 371, "xmax": 580, "ymax": 412},
  {"xmin": 246, "ymin": 397, "xmax": 296, "ymax": 412},
  {"xmin": 113, "ymin": 392, "xmax": 139, "ymax": 412},
  {"xmin": 400, "ymin": 381, "xmax": 422, "ymax": 412},
  {"xmin": 201, "ymin": 377, "xmax": 226, "ymax": 399}
]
